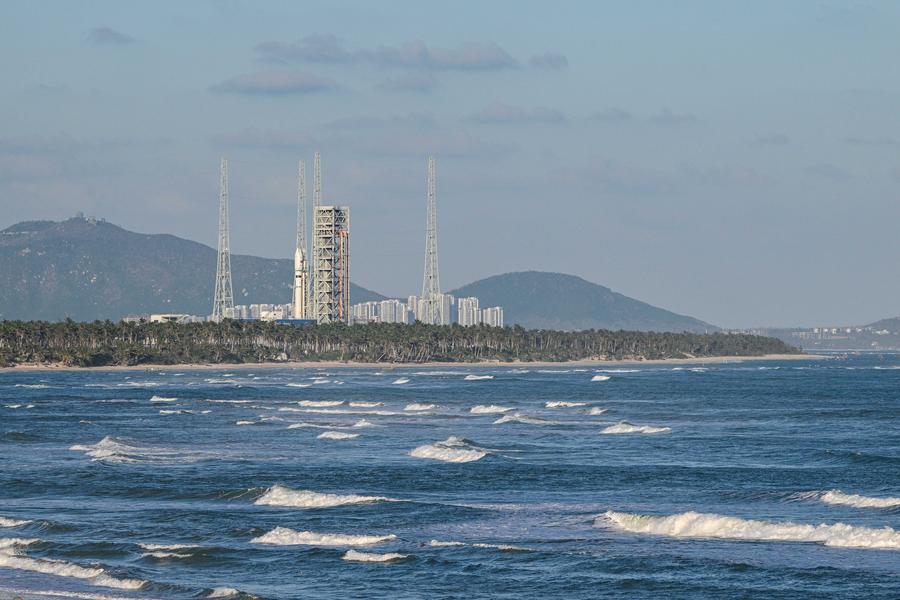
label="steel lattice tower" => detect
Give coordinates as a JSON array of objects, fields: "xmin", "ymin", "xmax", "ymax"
[
  {"xmin": 421, "ymin": 156, "xmax": 441, "ymax": 324},
  {"xmin": 212, "ymin": 157, "xmax": 234, "ymax": 320},
  {"xmin": 296, "ymin": 160, "xmax": 307, "ymax": 259},
  {"xmin": 311, "ymin": 151, "xmax": 322, "ymax": 319}
]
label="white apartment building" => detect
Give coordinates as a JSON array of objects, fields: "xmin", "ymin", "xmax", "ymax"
[
  {"xmin": 457, "ymin": 297, "xmax": 481, "ymax": 326},
  {"xmin": 481, "ymin": 306, "xmax": 504, "ymax": 327}
]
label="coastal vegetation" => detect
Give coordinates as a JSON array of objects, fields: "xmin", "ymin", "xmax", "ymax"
[{"xmin": 0, "ymin": 320, "xmax": 799, "ymax": 367}]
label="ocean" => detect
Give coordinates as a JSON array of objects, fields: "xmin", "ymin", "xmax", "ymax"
[{"xmin": 1, "ymin": 354, "xmax": 898, "ymax": 599}]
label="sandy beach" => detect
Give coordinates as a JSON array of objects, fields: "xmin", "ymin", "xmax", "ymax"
[{"xmin": 0, "ymin": 353, "xmax": 822, "ymax": 373}]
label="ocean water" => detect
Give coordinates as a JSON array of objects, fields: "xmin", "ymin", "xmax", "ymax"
[{"xmin": 1, "ymin": 354, "xmax": 899, "ymax": 599}]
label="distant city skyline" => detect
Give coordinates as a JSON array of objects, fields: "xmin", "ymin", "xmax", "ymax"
[{"xmin": 2, "ymin": 1, "xmax": 899, "ymax": 328}]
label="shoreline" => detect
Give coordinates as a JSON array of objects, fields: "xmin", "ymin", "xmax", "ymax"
[{"xmin": 0, "ymin": 353, "xmax": 822, "ymax": 373}]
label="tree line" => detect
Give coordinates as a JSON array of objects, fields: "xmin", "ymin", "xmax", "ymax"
[{"xmin": 0, "ymin": 319, "xmax": 799, "ymax": 367}]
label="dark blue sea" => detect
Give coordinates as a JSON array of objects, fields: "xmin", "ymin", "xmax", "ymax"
[{"xmin": 1, "ymin": 354, "xmax": 899, "ymax": 599}]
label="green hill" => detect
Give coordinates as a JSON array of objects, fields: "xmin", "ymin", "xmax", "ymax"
[
  {"xmin": 449, "ymin": 271, "xmax": 716, "ymax": 332},
  {"xmin": 0, "ymin": 217, "xmax": 384, "ymax": 321}
]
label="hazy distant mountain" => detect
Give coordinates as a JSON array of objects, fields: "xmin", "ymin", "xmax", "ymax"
[
  {"xmin": 866, "ymin": 316, "xmax": 900, "ymax": 332},
  {"xmin": 449, "ymin": 271, "xmax": 717, "ymax": 332},
  {"xmin": 0, "ymin": 217, "xmax": 384, "ymax": 321}
]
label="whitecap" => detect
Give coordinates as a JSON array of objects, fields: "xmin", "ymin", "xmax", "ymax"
[
  {"xmin": 601, "ymin": 421, "xmax": 670, "ymax": 434},
  {"xmin": 287, "ymin": 383, "xmax": 311, "ymax": 388},
  {"xmin": 405, "ymin": 403, "xmax": 435, "ymax": 411},
  {"xmin": 317, "ymin": 431, "xmax": 359, "ymax": 440},
  {"xmin": 350, "ymin": 401, "xmax": 383, "ymax": 407},
  {"xmin": 70, "ymin": 436, "xmax": 210, "ymax": 464},
  {"xmin": 599, "ymin": 510, "xmax": 900, "ymax": 550},
  {"xmin": 588, "ymin": 407, "xmax": 608, "ymax": 415},
  {"xmin": 472, "ymin": 543, "xmax": 532, "ymax": 552},
  {"xmin": 235, "ymin": 420, "xmax": 256, "ymax": 426},
  {"xmin": 0, "ymin": 538, "xmax": 39, "ymax": 549},
  {"xmin": 392, "ymin": 378, "xmax": 410, "ymax": 385},
  {"xmin": 250, "ymin": 527, "xmax": 396, "ymax": 546},
  {"xmin": 299, "ymin": 400, "xmax": 344, "ymax": 407},
  {"xmin": 312, "ymin": 378, "xmax": 331, "ymax": 385},
  {"xmin": 820, "ymin": 490, "xmax": 900, "ymax": 509},
  {"xmin": 545, "ymin": 401, "xmax": 587, "ymax": 408},
  {"xmin": 493, "ymin": 413, "xmax": 554, "ymax": 425},
  {"xmin": 255, "ymin": 485, "xmax": 393, "ymax": 508},
  {"xmin": 139, "ymin": 543, "xmax": 201, "ymax": 551},
  {"xmin": 0, "ymin": 543, "xmax": 145, "ymax": 589},
  {"xmin": 590, "ymin": 375, "xmax": 611, "ymax": 382},
  {"xmin": 464, "ymin": 375, "xmax": 494, "ymax": 381},
  {"xmin": 353, "ymin": 419, "xmax": 375, "ymax": 428},
  {"xmin": 142, "ymin": 551, "xmax": 191, "ymax": 559},
  {"xmin": 159, "ymin": 409, "xmax": 193, "ymax": 415},
  {"xmin": 0, "ymin": 517, "xmax": 31, "ymax": 528},
  {"xmin": 208, "ymin": 587, "xmax": 242, "ymax": 598},
  {"xmin": 342, "ymin": 549, "xmax": 408, "ymax": 562},
  {"xmin": 596, "ymin": 369, "xmax": 640, "ymax": 373},
  {"xmin": 409, "ymin": 436, "xmax": 487, "ymax": 463},
  {"xmin": 150, "ymin": 395, "xmax": 177, "ymax": 402},
  {"xmin": 428, "ymin": 540, "xmax": 465, "ymax": 547},
  {"xmin": 470, "ymin": 405, "xmax": 513, "ymax": 414},
  {"xmin": 14, "ymin": 384, "xmax": 49, "ymax": 389}
]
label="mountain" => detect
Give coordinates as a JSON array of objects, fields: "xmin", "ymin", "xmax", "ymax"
[
  {"xmin": 867, "ymin": 316, "xmax": 900, "ymax": 332},
  {"xmin": 0, "ymin": 217, "xmax": 384, "ymax": 321},
  {"xmin": 449, "ymin": 271, "xmax": 716, "ymax": 332}
]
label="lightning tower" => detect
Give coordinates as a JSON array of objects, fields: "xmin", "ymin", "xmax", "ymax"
[
  {"xmin": 420, "ymin": 156, "xmax": 441, "ymax": 324},
  {"xmin": 212, "ymin": 157, "xmax": 234, "ymax": 320},
  {"xmin": 292, "ymin": 160, "xmax": 309, "ymax": 319}
]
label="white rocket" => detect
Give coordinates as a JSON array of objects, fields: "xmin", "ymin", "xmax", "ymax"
[{"xmin": 292, "ymin": 245, "xmax": 308, "ymax": 319}]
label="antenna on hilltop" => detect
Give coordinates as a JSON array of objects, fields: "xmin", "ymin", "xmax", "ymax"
[{"xmin": 212, "ymin": 157, "xmax": 234, "ymax": 320}]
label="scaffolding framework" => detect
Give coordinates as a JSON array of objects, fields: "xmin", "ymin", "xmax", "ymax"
[
  {"xmin": 212, "ymin": 157, "xmax": 234, "ymax": 320},
  {"xmin": 313, "ymin": 205, "xmax": 350, "ymax": 324}
]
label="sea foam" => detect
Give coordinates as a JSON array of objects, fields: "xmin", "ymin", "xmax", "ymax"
[
  {"xmin": 342, "ymin": 549, "xmax": 408, "ymax": 562},
  {"xmin": 470, "ymin": 405, "xmax": 513, "ymax": 414},
  {"xmin": 588, "ymin": 407, "xmax": 608, "ymax": 415},
  {"xmin": 601, "ymin": 422, "xmax": 671, "ymax": 434},
  {"xmin": 349, "ymin": 401, "xmax": 383, "ymax": 407},
  {"xmin": 493, "ymin": 413, "xmax": 553, "ymax": 425},
  {"xmin": 149, "ymin": 395, "xmax": 177, "ymax": 402},
  {"xmin": 392, "ymin": 378, "xmax": 410, "ymax": 385},
  {"xmin": 820, "ymin": 490, "xmax": 900, "ymax": 509},
  {"xmin": 250, "ymin": 527, "xmax": 396, "ymax": 546},
  {"xmin": 409, "ymin": 436, "xmax": 487, "ymax": 463},
  {"xmin": 317, "ymin": 431, "xmax": 359, "ymax": 440},
  {"xmin": 70, "ymin": 436, "xmax": 209, "ymax": 464},
  {"xmin": 599, "ymin": 510, "xmax": 900, "ymax": 550},
  {"xmin": 545, "ymin": 401, "xmax": 586, "ymax": 408},
  {"xmin": 0, "ymin": 517, "xmax": 31, "ymax": 528},
  {"xmin": 255, "ymin": 485, "xmax": 393, "ymax": 508},
  {"xmin": 0, "ymin": 540, "xmax": 145, "ymax": 590},
  {"xmin": 464, "ymin": 375, "xmax": 494, "ymax": 381},
  {"xmin": 299, "ymin": 400, "xmax": 344, "ymax": 407},
  {"xmin": 591, "ymin": 375, "xmax": 611, "ymax": 382},
  {"xmin": 405, "ymin": 403, "xmax": 435, "ymax": 411}
]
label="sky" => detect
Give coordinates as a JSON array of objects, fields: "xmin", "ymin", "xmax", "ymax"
[{"xmin": 1, "ymin": 0, "xmax": 899, "ymax": 328}]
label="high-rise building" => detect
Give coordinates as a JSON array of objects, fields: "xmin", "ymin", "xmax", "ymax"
[
  {"xmin": 380, "ymin": 299, "xmax": 409, "ymax": 324},
  {"xmin": 457, "ymin": 297, "xmax": 481, "ymax": 326},
  {"xmin": 312, "ymin": 205, "xmax": 350, "ymax": 324},
  {"xmin": 482, "ymin": 306, "xmax": 504, "ymax": 328}
]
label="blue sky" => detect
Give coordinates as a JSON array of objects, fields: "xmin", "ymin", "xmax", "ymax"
[{"xmin": 2, "ymin": 0, "xmax": 899, "ymax": 327}]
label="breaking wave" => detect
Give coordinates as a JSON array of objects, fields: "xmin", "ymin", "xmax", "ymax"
[
  {"xmin": 599, "ymin": 510, "xmax": 900, "ymax": 550},
  {"xmin": 428, "ymin": 540, "xmax": 465, "ymax": 547},
  {"xmin": 493, "ymin": 413, "xmax": 554, "ymax": 425},
  {"xmin": 286, "ymin": 383, "xmax": 311, "ymax": 388},
  {"xmin": 472, "ymin": 543, "xmax": 532, "ymax": 552},
  {"xmin": 299, "ymin": 400, "xmax": 344, "ymax": 407},
  {"xmin": 342, "ymin": 549, "xmax": 408, "ymax": 562},
  {"xmin": 317, "ymin": 431, "xmax": 359, "ymax": 440},
  {"xmin": 820, "ymin": 490, "xmax": 900, "ymax": 509},
  {"xmin": 14, "ymin": 383, "xmax": 49, "ymax": 389},
  {"xmin": 464, "ymin": 375, "xmax": 494, "ymax": 381},
  {"xmin": 470, "ymin": 405, "xmax": 513, "ymax": 414},
  {"xmin": 250, "ymin": 527, "xmax": 396, "ymax": 546},
  {"xmin": 545, "ymin": 401, "xmax": 586, "ymax": 408},
  {"xmin": 149, "ymin": 395, "xmax": 177, "ymax": 402},
  {"xmin": 349, "ymin": 401, "xmax": 383, "ymax": 407},
  {"xmin": 0, "ymin": 517, "xmax": 31, "ymax": 528},
  {"xmin": 255, "ymin": 485, "xmax": 394, "ymax": 508},
  {"xmin": 70, "ymin": 436, "xmax": 212, "ymax": 464},
  {"xmin": 353, "ymin": 419, "xmax": 375, "ymax": 428},
  {"xmin": 138, "ymin": 542, "xmax": 201, "ymax": 551},
  {"xmin": 392, "ymin": 378, "xmax": 410, "ymax": 385},
  {"xmin": 0, "ymin": 538, "xmax": 145, "ymax": 589},
  {"xmin": 409, "ymin": 436, "xmax": 487, "ymax": 463},
  {"xmin": 591, "ymin": 375, "xmax": 611, "ymax": 382},
  {"xmin": 207, "ymin": 588, "xmax": 242, "ymax": 598},
  {"xmin": 601, "ymin": 422, "xmax": 671, "ymax": 434},
  {"xmin": 405, "ymin": 403, "xmax": 435, "ymax": 411},
  {"xmin": 588, "ymin": 407, "xmax": 608, "ymax": 415}
]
